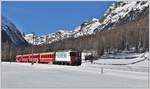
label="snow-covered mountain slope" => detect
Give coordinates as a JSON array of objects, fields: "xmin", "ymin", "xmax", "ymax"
[
  {"xmin": 96, "ymin": 1, "xmax": 149, "ymax": 31},
  {"xmin": 24, "ymin": 30, "xmax": 74, "ymax": 45},
  {"xmin": 74, "ymin": 1, "xmax": 149, "ymax": 36},
  {"xmin": 24, "ymin": 19, "xmax": 101, "ymax": 44},
  {"xmin": 74, "ymin": 18, "xmax": 101, "ymax": 38},
  {"xmin": 24, "ymin": 1, "xmax": 149, "ymax": 45},
  {"xmin": 1, "ymin": 16, "xmax": 28, "ymax": 46}
]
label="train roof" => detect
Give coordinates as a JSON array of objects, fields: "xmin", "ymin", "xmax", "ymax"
[
  {"xmin": 56, "ymin": 50, "xmax": 80, "ymax": 53},
  {"xmin": 40, "ymin": 52, "xmax": 55, "ymax": 54}
]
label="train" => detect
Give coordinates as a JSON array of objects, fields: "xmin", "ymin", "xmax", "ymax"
[{"xmin": 16, "ymin": 50, "xmax": 82, "ymax": 65}]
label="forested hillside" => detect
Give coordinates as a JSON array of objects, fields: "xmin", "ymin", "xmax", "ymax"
[{"xmin": 49, "ymin": 7, "xmax": 149, "ymax": 57}]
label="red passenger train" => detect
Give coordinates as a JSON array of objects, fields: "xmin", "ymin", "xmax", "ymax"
[{"xmin": 16, "ymin": 51, "xmax": 81, "ymax": 65}]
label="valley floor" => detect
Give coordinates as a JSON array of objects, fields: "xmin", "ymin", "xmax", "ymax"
[{"xmin": 1, "ymin": 59, "xmax": 149, "ymax": 88}]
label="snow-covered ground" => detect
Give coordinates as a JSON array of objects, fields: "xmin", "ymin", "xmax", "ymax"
[
  {"xmin": 2, "ymin": 56, "xmax": 149, "ymax": 88},
  {"xmin": 94, "ymin": 52, "xmax": 150, "ymax": 65},
  {"xmin": 1, "ymin": 52, "xmax": 149, "ymax": 88}
]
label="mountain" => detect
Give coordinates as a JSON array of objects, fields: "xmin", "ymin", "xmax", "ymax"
[
  {"xmin": 2, "ymin": 16, "xmax": 28, "ymax": 46},
  {"xmin": 24, "ymin": 1, "xmax": 149, "ymax": 45},
  {"xmin": 95, "ymin": 1, "xmax": 149, "ymax": 31},
  {"xmin": 24, "ymin": 30, "xmax": 74, "ymax": 45},
  {"xmin": 1, "ymin": 16, "xmax": 28, "ymax": 61},
  {"xmin": 74, "ymin": 18, "xmax": 101, "ymax": 38}
]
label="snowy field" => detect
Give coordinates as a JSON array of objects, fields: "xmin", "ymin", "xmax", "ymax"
[
  {"xmin": 1, "ymin": 59, "xmax": 149, "ymax": 88},
  {"xmin": 1, "ymin": 52, "xmax": 149, "ymax": 88}
]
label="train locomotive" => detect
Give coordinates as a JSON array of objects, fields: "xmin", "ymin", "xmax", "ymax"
[{"xmin": 16, "ymin": 50, "xmax": 82, "ymax": 66}]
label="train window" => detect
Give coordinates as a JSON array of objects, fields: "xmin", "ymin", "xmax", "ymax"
[
  {"xmin": 57, "ymin": 53, "xmax": 67, "ymax": 58},
  {"xmin": 70, "ymin": 52, "xmax": 81, "ymax": 57},
  {"xmin": 70, "ymin": 52, "xmax": 76, "ymax": 56},
  {"xmin": 40, "ymin": 54, "xmax": 54, "ymax": 58},
  {"xmin": 34, "ymin": 56, "xmax": 37, "ymax": 58}
]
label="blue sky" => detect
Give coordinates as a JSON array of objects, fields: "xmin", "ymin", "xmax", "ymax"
[{"xmin": 2, "ymin": 1, "xmax": 113, "ymax": 36}]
